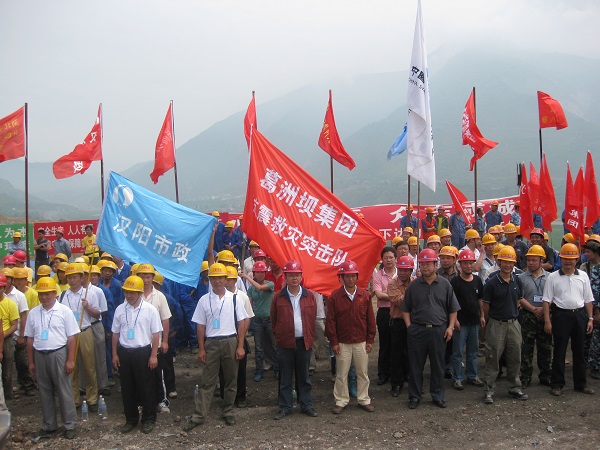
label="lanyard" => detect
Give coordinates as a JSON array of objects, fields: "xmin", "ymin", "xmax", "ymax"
[
  {"xmin": 209, "ymin": 293, "xmax": 226, "ymax": 319},
  {"xmin": 41, "ymin": 308, "xmax": 55, "ymax": 329},
  {"xmin": 126, "ymin": 302, "xmax": 143, "ymax": 328},
  {"xmin": 528, "ymin": 273, "xmax": 544, "ymax": 295},
  {"xmin": 66, "ymin": 290, "xmax": 82, "ymax": 314}
]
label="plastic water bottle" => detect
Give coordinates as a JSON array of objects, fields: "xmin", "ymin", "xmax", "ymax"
[
  {"xmin": 194, "ymin": 384, "xmax": 200, "ymax": 403},
  {"xmin": 81, "ymin": 400, "xmax": 88, "ymax": 421},
  {"xmin": 98, "ymin": 396, "xmax": 108, "ymax": 419}
]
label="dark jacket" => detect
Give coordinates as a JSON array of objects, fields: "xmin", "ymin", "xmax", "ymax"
[
  {"xmin": 326, "ymin": 286, "xmax": 376, "ymax": 346},
  {"xmin": 271, "ymin": 287, "xmax": 316, "ymax": 350}
]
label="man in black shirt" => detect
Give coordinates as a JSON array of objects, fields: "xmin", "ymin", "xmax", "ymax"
[{"xmin": 451, "ymin": 249, "xmax": 485, "ymax": 390}]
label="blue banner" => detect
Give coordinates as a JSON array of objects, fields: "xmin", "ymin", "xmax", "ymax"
[{"xmin": 96, "ymin": 172, "xmax": 215, "ymax": 287}]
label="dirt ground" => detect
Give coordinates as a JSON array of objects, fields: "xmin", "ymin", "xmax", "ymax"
[{"xmin": 6, "ymin": 330, "xmax": 600, "ymax": 450}]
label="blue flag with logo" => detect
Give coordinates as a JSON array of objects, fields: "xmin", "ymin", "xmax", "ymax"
[
  {"xmin": 387, "ymin": 122, "xmax": 408, "ymax": 160},
  {"xmin": 97, "ymin": 172, "xmax": 216, "ymax": 287}
]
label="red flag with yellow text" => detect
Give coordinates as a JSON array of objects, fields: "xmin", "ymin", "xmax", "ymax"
[
  {"xmin": 53, "ymin": 105, "xmax": 102, "ymax": 179},
  {"xmin": 538, "ymin": 91, "xmax": 568, "ymax": 130},
  {"xmin": 461, "ymin": 91, "xmax": 498, "ymax": 171},
  {"xmin": 150, "ymin": 103, "xmax": 175, "ymax": 184},
  {"xmin": 318, "ymin": 91, "xmax": 355, "ymax": 170},
  {"xmin": 0, "ymin": 107, "xmax": 25, "ymax": 163},
  {"xmin": 243, "ymin": 129, "xmax": 383, "ymax": 295},
  {"xmin": 564, "ymin": 163, "xmax": 584, "ymax": 242}
]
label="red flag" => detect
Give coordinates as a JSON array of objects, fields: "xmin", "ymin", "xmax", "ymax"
[
  {"xmin": 0, "ymin": 107, "xmax": 25, "ymax": 163},
  {"xmin": 519, "ymin": 163, "xmax": 535, "ymax": 239},
  {"xmin": 445, "ymin": 181, "xmax": 475, "ymax": 224},
  {"xmin": 584, "ymin": 151, "xmax": 600, "ymax": 228},
  {"xmin": 243, "ymin": 95, "xmax": 257, "ymax": 149},
  {"xmin": 243, "ymin": 129, "xmax": 383, "ymax": 295},
  {"xmin": 318, "ymin": 91, "xmax": 355, "ymax": 170},
  {"xmin": 538, "ymin": 91, "xmax": 568, "ymax": 130},
  {"xmin": 564, "ymin": 163, "xmax": 585, "ymax": 242},
  {"xmin": 53, "ymin": 105, "xmax": 103, "ymax": 179},
  {"xmin": 150, "ymin": 103, "xmax": 175, "ymax": 184},
  {"xmin": 538, "ymin": 153, "xmax": 558, "ymax": 230},
  {"xmin": 529, "ymin": 162, "xmax": 540, "ymax": 214},
  {"xmin": 461, "ymin": 91, "xmax": 498, "ymax": 171}
]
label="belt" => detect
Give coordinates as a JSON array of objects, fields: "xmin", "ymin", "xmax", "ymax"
[
  {"xmin": 554, "ymin": 307, "xmax": 584, "ymax": 313},
  {"xmin": 413, "ymin": 323, "xmax": 441, "ymax": 328},
  {"xmin": 91, "ymin": 320, "xmax": 102, "ymax": 325},
  {"xmin": 206, "ymin": 334, "xmax": 236, "ymax": 341},
  {"xmin": 81, "ymin": 326, "xmax": 90, "ymax": 332},
  {"xmin": 295, "ymin": 337, "xmax": 305, "ymax": 341},
  {"xmin": 36, "ymin": 345, "xmax": 66, "ymax": 355},
  {"xmin": 118, "ymin": 344, "xmax": 151, "ymax": 353},
  {"xmin": 492, "ymin": 318, "xmax": 518, "ymax": 323}
]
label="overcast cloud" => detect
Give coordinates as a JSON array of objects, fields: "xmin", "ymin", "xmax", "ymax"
[{"xmin": 1, "ymin": 0, "xmax": 598, "ymax": 171}]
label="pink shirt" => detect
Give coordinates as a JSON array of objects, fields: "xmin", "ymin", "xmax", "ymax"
[{"xmin": 372, "ymin": 268, "xmax": 397, "ymax": 308}]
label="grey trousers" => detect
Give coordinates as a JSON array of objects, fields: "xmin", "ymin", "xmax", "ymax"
[
  {"xmin": 483, "ymin": 318, "xmax": 522, "ymax": 395},
  {"xmin": 35, "ymin": 347, "xmax": 77, "ymax": 431},
  {"xmin": 91, "ymin": 322, "xmax": 109, "ymax": 390},
  {"xmin": 192, "ymin": 336, "xmax": 239, "ymax": 423}
]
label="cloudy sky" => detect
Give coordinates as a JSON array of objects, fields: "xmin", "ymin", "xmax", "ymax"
[{"xmin": 1, "ymin": 0, "xmax": 598, "ymax": 171}]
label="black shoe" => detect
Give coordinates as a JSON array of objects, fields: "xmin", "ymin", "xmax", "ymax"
[
  {"xmin": 508, "ymin": 391, "xmax": 528, "ymax": 400},
  {"xmin": 444, "ymin": 372, "xmax": 453, "ymax": 379},
  {"xmin": 64, "ymin": 429, "xmax": 76, "ymax": 440},
  {"xmin": 99, "ymin": 388, "xmax": 111, "ymax": 396},
  {"xmin": 120, "ymin": 423, "xmax": 136, "ymax": 434},
  {"xmin": 36, "ymin": 429, "xmax": 56, "ymax": 439},
  {"xmin": 521, "ymin": 379, "xmax": 530, "ymax": 388},
  {"xmin": 223, "ymin": 416, "xmax": 236, "ymax": 426},
  {"xmin": 88, "ymin": 403, "xmax": 98, "ymax": 413},
  {"xmin": 142, "ymin": 422, "xmax": 155, "ymax": 434},
  {"xmin": 302, "ymin": 408, "xmax": 318, "ymax": 417},
  {"xmin": 539, "ymin": 378, "xmax": 552, "ymax": 386},
  {"xmin": 274, "ymin": 409, "xmax": 290, "ymax": 420},
  {"xmin": 408, "ymin": 398, "xmax": 420, "ymax": 409},
  {"xmin": 183, "ymin": 418, "xmax": 203, "ymax": 431},
  {"xmin": 391, "ymin": 386, "xmax": 401, "ymax": 397},
  {"xmin": 235, "ymin": 400, "xmax": 247, "ymax": 408},
  {"xmin": 433, "ymin": 399, "xmax": 447, "ymax": 408},
  {"xmin": 377, "ymin": 376, "xmax": 389, "ymax": 386}
]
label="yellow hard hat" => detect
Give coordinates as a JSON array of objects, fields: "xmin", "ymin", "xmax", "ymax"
[
  {"xmin": 37, "ymin": 265, "xmax": 52, "ymax": 277},
  {"xmin": 563, "ymin": 233, "xmax": 576, "ymax": 244},
  {"xmin": 438, "ymin": 228, "xmax": 452, "ymax": 238},
  {"xmin": 208, "ymin": 263, "xmax": 228, "ymax": 277},
  {"xmin": 122, "ymin": 275, "xmax": 144, "ymax": 292},
  {"xmin": 589, "ymin": 234, "xmax": 600, "ymax": 244},
  {"xmin": 36, "ymin": 277, "xmax": 57, "ymax": 293},
  {"xmin": 90, "ymin": 265, "xmax": 101, "ymax": 275},
  {"xmin": 153, "ymin": 271, "xmax": 164, "ymax": 286},
  {"xmin": 225, "ymin": 221, "xmax": 235, "ymax": 228},
  {"xmin": 130, "ymin": 263, "xmax": 140, "ymax": 275},
  {"xmin": 12, "ymin": 268, "xmax": 28, "ymax": 279},
  {"xmin": 497, "ymin": 246, "xmax": 517, "ymax": 263},
  {"xmin": 249, "ymin": 241, "xmax": 259, "ymax": 248},
  {"xmin": 65, "ymin": 263, "xmax": 83, "ymax": 276},
  {"xmin": 427, "ymin": 235, "xmax": 441, "ymax": 244},
  {"xmin": 439, "ymin": 246, "xmax": 456, "ymax": 258},
  {"xmin": 96, "ymin": 260, "xmax": 108, "ymax": 269},
  {"xmin": 201, "ymin": 261, "xmax": 209, "ymax": 272},
  {"xmin": 559, "ymin": 243, "xmax": 579, "ymax": 259},
  {"xmin": 53, "ymin": 253, "xmax": 68, "ymax": 262},
  {"xmin": 136, "ymin": 263, "xmax": 155, "ymax": 275},
  {"xmin": 504, "ymin": 223, "xmax": 517, "ymax": 234},
  {"xmin": 543, "ymin": 232, "xmax": 550, "ymax": 241},
  {"xmin": 526, "ymin": 245, "xmax": 546, "ymax": 258},
  {"xmin": 407, "ymin": 236, "xmax": 418, "ymax": 246},
  {"xmin": 217, "ymin": 250, "xmax": 236, "ymax": 264},
  {"xmin": 12, "ymin": 231, "xmax": 22, "ymax": 238},
  {"xmin": 482, "ymin": 233, "xmax": 497, "ymax": 245},
  {"xmin": 392, "ymin": 236, "xmax": 403, "ymax": 245},
  {"xmin": 100, "ymin": 253, "xmax": 113, "ymax": 261},
  {"xmin": 102, "ymin": 261, "xmax": 117, "ymax": 271},
  {"xmin": 493, "ymin": 243, "xmax": 505, "ymax": 256},
  {"xmin": 226, "ymin": 266, "xmax": 238, "ymax": 279},
  {"xmin": 584, "ymin": 234, "xmax": 590, "ymax": 243},
  {"xmin": 465, "ymin": 229, "xmax": 480, "ymax": 240},
  {"xmin": 489, "ymin": 225, "xmax": 500, "ymax": 234},
  {"xmin": 57, "ymin": 262, "xmax": 69, "ymax": 272},
  {"xmin": 80, "ymin": 263, "xmax": 90, "ymax": 273},
  {"xmin": 403, "ymin": 227, "xmax": 414, "ymax": 234},
  {"xmin": 212, "ymin": 211, "xmax": 220, "ymax": 217},
  {"xmin": 80, "ymin": 255, "xmax": 90, "ymax": 264},
  {"xmin": 0, "ymin": 268, "xmax": 14, "ymax": 278}
]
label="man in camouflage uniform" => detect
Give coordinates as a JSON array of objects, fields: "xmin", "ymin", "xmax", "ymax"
[
  {"xmin": 517, "ymin": 245, "xmax": 552, "ymax": 387},
  {"xmin": 582, "ymin": 241, "xmax": 600, "ymax": 379}
]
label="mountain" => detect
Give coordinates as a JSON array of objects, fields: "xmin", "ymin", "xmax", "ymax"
[{"xmin": 1, "ymin": 45, "xmax": 598, "ymax": 219}]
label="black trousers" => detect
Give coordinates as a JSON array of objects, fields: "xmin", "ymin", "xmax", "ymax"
[
  {"xmin": 154, "ymin": 351, "xmax": 168, "ymax": 404},
  {"xmin": 162, "ymin": 348, "xmax": 176, "ymax": 394},
  {"xmin": 390, "ymin": 318, "xmax": 408, "ymax": 388},
  {"xmin": 551, "ymin": 308, "xmax": 588, "ymax": 390},
  {"xmin": 407, "ymin": 323, "xmax": 446, "ymax": 403},
  {"xmin": 118, "ymin": 345, "xmax": 156, "ymax": 425},
  {"xmin": 277, "ymin": 338, "xmax": 313, "ymax": 413},
  {"xmin": 377, "ymin": 307, "xmax": 391, "ymax": 379}
]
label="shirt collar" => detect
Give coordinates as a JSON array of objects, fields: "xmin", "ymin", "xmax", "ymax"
[{"xmin": 558, "ymin": 269, "xmax": 579, "ymax": 276}]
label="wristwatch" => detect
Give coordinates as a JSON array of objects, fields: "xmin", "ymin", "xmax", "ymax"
[{"xmin": 589, "ymin": 317, "xmax": 594, "ymax": 321}]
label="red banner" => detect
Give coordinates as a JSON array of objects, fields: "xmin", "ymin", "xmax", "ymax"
[
  {"xmin": 519, "ymin": 163, "xmax": 535, "ymax": 239},
  {"xmin": 34, "ymin": 220, "xmax": 98, "ymax": 256},
  {"xmin": 150, "ymin": 103, "xmax": 175, "ymax": 184},
  {"xmin": 538, "ymin": 91, "xmax": 568, "ymax": 130},
  {"xmin": 0, "ymin": 107, "xmax": 25, "ymax": 163},
  {"xmin": 350, "ymin": 196, "xmax": 519, "ymax": 242},
  {"xmin": 462, "ymin": 91, "xmax": 498, "ymax": 171},
  {"xmin": 318, "ymin": 91, "xmax": 355, "ymax": 170},
  {"xmin": 446, "ymin": 180, "xmax": 475, "ymax": 224},
  {"xmin": 243, "ymin": 129, "xmax": 383, "ymax": 295},
  {"xmin": 244, "ymin": 96, "xmax": 257, "ymax": 149}
]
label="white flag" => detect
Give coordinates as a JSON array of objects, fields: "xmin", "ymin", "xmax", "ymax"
[{"xmin": 407, "ymin": 0, "xmax": 436, "ymax": 191}]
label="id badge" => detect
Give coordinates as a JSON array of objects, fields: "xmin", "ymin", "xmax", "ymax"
[
  {"xmin": 212, "ymin": 318, "xmax": 220, "ymax": 329},
  {"xmin": 533, "ymin": 294, "xmax": 543, "ymax": 305},
  {"xmin": 127, "ymin": 328, "xmax": 135, "ymax": 340},
  {"xmin": 41, "ymin": 329, "xmax": 49, "ymax": 341},
  {"xmin": 73, "ymin": 311, "xmax": 80, "ymax": 322}
]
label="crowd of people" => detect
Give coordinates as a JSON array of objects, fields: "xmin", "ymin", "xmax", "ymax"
[{"xmin": 0, "ymin": 206, "xmax": 599, "ymax": 439}]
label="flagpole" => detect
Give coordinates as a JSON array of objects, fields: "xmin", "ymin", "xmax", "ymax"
[
  {"xmin": 24, "ymin": 103, "xmax": 30, "ymax": 268},
  {"xmin": 99, "ymin": 103, "xmax": 105, "ymax": 203},
  {"xmin": 330, "ymin": 156, "xmax": 334, "ymax": 193},
  {"xmin": 417, "ymin": 181, "xmax": 421, "ymax": 241},
  {"xmin": 170, "ymin": 100, "xmax": 180, "ymax": 203},
  {"xmin": 472, "ymin": 87, "xmax": 478, "ymax": 228},
  {"xmin": 407, "ymin": 175, "xmax": 411, "ymax": 212},
  {"xmin": 538, "ymin": 129, "xmax": 543, "ymax": 164}
]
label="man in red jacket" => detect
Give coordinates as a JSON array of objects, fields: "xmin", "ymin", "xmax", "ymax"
[
  {"xmin": 327, "ymin": 261, "xmax": 376, "ymax": 414},
  {"xmin": 270, "ymin": 260, "xmax": 318, "ymax": 420}
]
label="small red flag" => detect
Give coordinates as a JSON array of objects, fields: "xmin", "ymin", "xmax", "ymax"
[
  {"xmin": 150, "ymin": 103, "xmax": 175, "ymax": 184},
  {"xmin": 537, "ymin": 91, "xmax": 568, "ymax": 130},
  {"xmin": 0, "ymin": 107, "xmax": 25, "ymax": 163},
  {"xmin": 564, "ymin": 163, "xmax": 585, "ymax": 242},
  {"xmin": 53, "ymin": 105, "xmax": 102, "ymax": 179},
  {"xmin": 461, "ymin": 91, "xmax": 498, "ymax": 171},
  {"xmin": 529, "ymin": 162, "xmax": 540, "ymax": 214},
  {"xmin": 244, "ymin": 95, "xmax": 257, "ymax": 149},
  {"xmin": 318, "ymin": 91, "xmax": 355, "ymax": 170},
  {"xmin": 538, "ymin": 153, "xmax": 558, "ymax": 230},
  {"xmin": 445, "ymin": 180, "xmax": 475, "ymax": 224},
  {"xmin": 519, "ymin": 163, "xmax": 534, "ymax": 239},
  {"xmin": 584, "ymin": 151, "xmax": 600, "ymax": 228}
]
